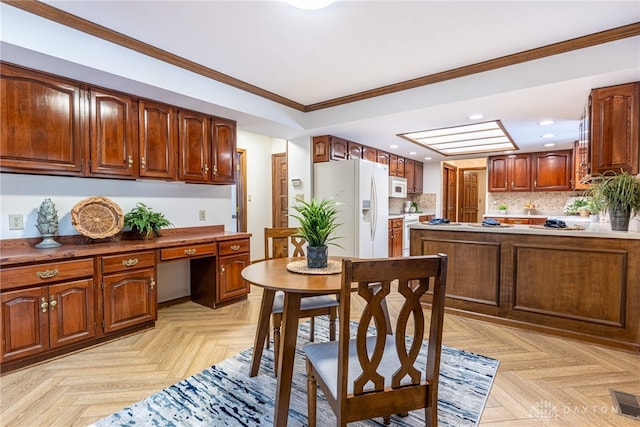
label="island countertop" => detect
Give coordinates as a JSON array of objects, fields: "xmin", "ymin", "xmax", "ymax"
[{"xmin": 410, "ymin": 221, "xmax": 640, "ymax": 240}]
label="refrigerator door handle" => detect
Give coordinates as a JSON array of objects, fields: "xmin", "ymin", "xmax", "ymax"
[{"xmin": 370, "ymin": 174, "xmax": 377, "ymax": 242}]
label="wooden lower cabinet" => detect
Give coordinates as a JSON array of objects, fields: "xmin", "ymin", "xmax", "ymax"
[
  {"xmin": 100, "ymin": 251, "xmax": 157, "ymax": 334},
  {"xmin": 216, "ymin": 238, "xmax": 250, "ymax": 303},
  {"xmin": 1, "ymin": 279, "xmax": 95, "ymax": 363},
  {"xmin": 388, "ymin": 218, "xmax": 403, "ymax": 257}
]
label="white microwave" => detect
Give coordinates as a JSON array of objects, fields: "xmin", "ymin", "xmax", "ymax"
[{"xmin": 389, "ymin": 176, "xmax": 407, "ymax": 198}]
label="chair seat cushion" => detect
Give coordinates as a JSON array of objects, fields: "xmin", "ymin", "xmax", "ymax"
[
  {"xmin": 303, "ymin": 335, "xmax": 425, "ymax": 399},
  {"xmin": 271, "ymin": 291, "xmax": 339, "ymax": 314}
]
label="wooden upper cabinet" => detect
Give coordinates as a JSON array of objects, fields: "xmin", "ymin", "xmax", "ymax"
[
  {"xmin": 138, "ymin": 100, "xmax": 176, "ymax": 180},
  {"xmin": 414, "ymin": 161, "xmax": 423, "ymax": 194},
  {"xmin": 178, "ymin": 110, "xmax": 210, "ymax": 182},
  {"xmin": 312, "ymin": 136, "xmax": 331, "ymax": 162},
  {"xmin": 212, "ymin": 118, "xmax": 236, "ymax": 184},
  {"xmin": 347, "ymin": 141, "xmax": 362, "ymax": 159},
  {"xmin": 362, "ymin": 146, "xmax": 377, "ymax": 162},
  {"xmin": 330, "ymin": 137, "xmax": 349, "ymax": 160},
  {"xmin": 590, "ymin": 82, "xmax": 640, "ymax": 175},
  {"xmin": 389, "ymin": 154, "xmax": 405, "ymax": 177},
  {"xmin": 405, "ymin": 159, "xmax": 415, "ymax": 192},
  {"xmin": 376, "ymin": 150, "xmax": 390, "ymax": 165},
  {"xmin": 488, "ymin": 154, "xmax": 531, "ymax": 192},
  {"xmin": 573, "ymin": 140, "xmax": 589, "ymax": 190},
  {"xmin": 89, "ymin": 88, "xmax": 137, "ymax": 178},
  {"xmin": 0, "ymin": 63, "xmax": 85, "ymax": 176},
  {"xmin": 532, "ymin": 150, "xmax": 572, "ymax": 191}
]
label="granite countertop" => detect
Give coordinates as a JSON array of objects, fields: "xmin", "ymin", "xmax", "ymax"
[
  {"xmin": 410, "ymin": 222, "xmax": 640, "ymax": 240},
  {"xmin": 389, "ymin": 211, "xmax": 436, "ymax": 219}
]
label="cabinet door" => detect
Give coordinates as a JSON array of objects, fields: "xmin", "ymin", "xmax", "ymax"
[
  {"xmin": 414, "ymin": 162, "xmax": 424, "ymax": 194},
  {"xmin": 330, "ymin": 137, "xmax": 348, "ymax": 161},
  {"xmin": 49, "ymin": 279, "xmax": 95, "ymax": 349},
  {"xmin": 0, "ymin": 64, "xmax": 85, "ymax": 175},
  {"xmin": 510, "ymin": 154, "xmax": 532, "ymax": 191},
  {"xmin": 392, "ymin": 224, "xmax": 403, "ymax": 257},
  {"xmin": 0, "ymin": 286, "xmax": 49, "ymax": 362},
  {"xmin": 377, "ymin": 151, "xmax": 390, "ymax": 166},
  {"xmin": 89, "ymin": 88, "xmax": 137, "ymax": 178},
  {"xmin": 212, "ymin": 118, "xmax": 236, "ymax": 183},
  {"xmin": 405, "ymin": 159, "xmax": 415, "ymax": 192},
  {"xmin": 217, "ymin": 253, "xmax": 250, "ymax": 302},
  {"xmin": 362, "ymin": 146, "xmax": 377, "ymax": 162},
  {"xmin": 591, "ymin": 82, "xmax": 640, "ymax": 175},
  {"xmin": 178, "ymin": 110, "xmax": 211, "ymax": 182},
  {"xmin": 102, "ymin": 268, "xmax": 157, "ymax": 334},
  {"xmin": 312, "ymin": 136, "xmax": 330, "ymax": 163},
  {"xmin": 573, "ymin": 141, "xmax": 589, "ymax": 190},
  {"xmin": 138, "ymin": 100, "xmax": 176, "ymax": 180},
  {"xmin": 488, "ymin": 156, "xmax": 509, "ymax": 192},
  {"xmin": 347, "ymin": 141, "xmax": 362, "ymax": 159},
  {"xmin": 533, "ymin": 150, "xmax": 572, "ymax": 191}
]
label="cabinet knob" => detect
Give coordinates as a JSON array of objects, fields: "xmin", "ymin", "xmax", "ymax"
[
  {"xmin": 49, "ymin": 296, "xmax": 57, "ymax": 310},
  {"xmin": 122, "ymin": 259, "xmax": 139, "ymax": 267},
  {"xmin": 533, "ymin": 180, "xmax": 537, "ymax": 187},
  {"xmin": 141, "ymin": 157, "xmax": 146, "ymax": 169},
  {"xmin": 220, "ymin": 266, "xmax": 225, "ymax": 274},
  {"xmin": 150, "ymin": 278, "xmax": 156, "ymax": 289},
  {"xmin": 41, "ymin": 297, "xmax": 48, "ymax": 313},
  {"xmin": 36, "ymin": 269, "xmax": 58, "ymax": 280},
  {"xmin": 204, "ymin": 164, "xmax": 209, "ymax": 173},
  {"xmin": 127, "ymin": 156, "xmax": 133, "ymax": 167}
]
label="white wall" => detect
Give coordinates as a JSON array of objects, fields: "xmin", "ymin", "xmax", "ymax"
[{"xmin": 422, "ymin": 162, "xmax": 442, "ymax": 216}]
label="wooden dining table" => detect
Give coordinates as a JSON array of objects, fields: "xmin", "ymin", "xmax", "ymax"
[{"xmin": 241, "ymin": 256, "xmax": 345, "ymax": 426}]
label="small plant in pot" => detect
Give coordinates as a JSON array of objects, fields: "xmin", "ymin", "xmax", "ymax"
[
  {"xmin": 589, "ymin": 170, "xmax": 640, "ymax": 231},
  {"xmin": 124, "ymin": 202, "xmax": 173, "ymax": 239},
  {"xmin": 290, "ymin": 195, "xmax": 343, "ymax": 268},
  {"xmin": 498, "ymin": 203, "xmax": 508, "ymax": 214}
]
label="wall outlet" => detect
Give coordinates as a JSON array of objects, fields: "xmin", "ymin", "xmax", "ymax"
[
  {"xmin": 199, "ymin": 210, "xmax": 206, "ymax": 221},
  {"xmin": 9, "ymin": 214, "xmax": 24, "ymax": 230},
  {"xmin": 295, "ymin": 194, "xmax": 304, "ymax": 201}
]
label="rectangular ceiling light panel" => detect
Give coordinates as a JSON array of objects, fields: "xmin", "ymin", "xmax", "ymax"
[{"xmin": 398, "ymin": 120, "xmax": 518, "ymax": 156}]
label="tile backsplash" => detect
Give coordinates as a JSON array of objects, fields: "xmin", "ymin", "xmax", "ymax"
[
  {"xmin": 389, "ymin": 193, "xmax": 436, "ymax": 213},
  {"xmin": 487, "ymin": 191, "xmax": 579, "ymax": 214}
]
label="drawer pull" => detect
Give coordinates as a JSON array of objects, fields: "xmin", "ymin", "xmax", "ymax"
[
  {"xmin": 49, "ymin": 296, "xmax": 57, "ymax": 310},
  {"xmin": 122, "ymin": 259, "xmax": 139, "ymax": 267},
  {"xmin": 184, "ymin": 248, "xmax": 197, "ymax": 256},
  {"xmin": 230, "ymin": 244, "xmax": 240, "ymax": 251},
  {"xmin": 150, "ymin": 278, "xmax": 156, "ymax": 289},
  {"xmin": 36, "ymin": 269, "xmax": 58, "ymax": 279},
  {"xmin": 41, "ymin": 297, "xmax": 48, "ymax": 313}
]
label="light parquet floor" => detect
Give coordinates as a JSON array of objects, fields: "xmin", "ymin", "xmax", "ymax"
[{"xmin": 1, "ymin": 285, "xmax": 639, "ymax": 427}]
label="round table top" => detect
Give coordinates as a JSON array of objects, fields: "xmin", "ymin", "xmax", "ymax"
[{"xmin": 241, "ymin": 256, "xmax": 346, "ymax": 294}]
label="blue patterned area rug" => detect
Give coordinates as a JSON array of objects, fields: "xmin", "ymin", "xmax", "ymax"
[{"xmin": 91, "ymin": 319, "xmax": 499, "ymax": 427}]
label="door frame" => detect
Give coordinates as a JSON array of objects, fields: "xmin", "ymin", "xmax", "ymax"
[{"xmin": 236, "ymin": 149, "xmax": 247, "ymax": 232}]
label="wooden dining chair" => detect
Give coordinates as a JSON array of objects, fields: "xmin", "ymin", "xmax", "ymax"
[
  {"xmin": 303, "ymin": 255, "xmax": 448, "ymax": 427},
  {"xmin": 263, "ymin": 227, "xmax": 339, "ymax": 374}
]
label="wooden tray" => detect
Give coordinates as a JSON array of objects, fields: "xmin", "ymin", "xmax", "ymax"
[{"xmin": 71, "ymin": 196, "xmax": 124, "ymax": 239}]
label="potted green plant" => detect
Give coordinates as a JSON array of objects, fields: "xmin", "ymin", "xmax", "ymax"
[
  {"xmin": 589, "ymin": 170, "xmax": 640, "ymax": 231},
  {"xmin": 289, "ymin": 195, "xmax": 343, "ymax": 268},
  {"xmin": 498, "ymin": 203, "xmax": 508, "ymax": 214},
  {"xmin": 124, "ymin": 202, "xmax": 173, "ymax": 239}
]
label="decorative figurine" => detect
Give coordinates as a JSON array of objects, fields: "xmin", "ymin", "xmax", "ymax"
[{"xmin": 35, "ymin": 198, "xmax": 61, "ymax": 248}]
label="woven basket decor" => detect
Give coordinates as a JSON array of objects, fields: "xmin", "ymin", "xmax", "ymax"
[{"xmin": 71, "ymin": 196, "xmax": 124, "ymax": 239}]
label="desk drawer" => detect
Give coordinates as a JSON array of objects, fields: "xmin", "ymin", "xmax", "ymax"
[
  {"xmin": 0, "ymin": 258, "xmax": 94, "ymax": 291},
  {"xmin": 218, "ymin": 239, "xmax": 249, "ymax": 256},
  {"xmin": 101, "ymin": 251, "xmax": 156, "ymax": 274},
  {"xmin": 160, "ymin": 243, "xmax": 216, "ymax": 261}
]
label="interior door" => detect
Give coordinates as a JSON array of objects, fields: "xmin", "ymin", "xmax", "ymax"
[
  {"xmin": 442, "ymin": 163, "xmax": 458, "ymax": 221},
  {"xmin": 271, "ymin": 153, "xmax": 288, "ymax": 228},
  {"xmin": 460, "ymin": 170, "xmax": 479, "ymax": 222}
]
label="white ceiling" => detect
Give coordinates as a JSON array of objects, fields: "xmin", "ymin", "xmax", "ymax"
[{"xmin": 3, "ymin": 1, "xmax": 640, "ymax": 162}]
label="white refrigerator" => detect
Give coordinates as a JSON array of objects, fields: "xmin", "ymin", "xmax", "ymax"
[{"xmin": 314, "ymin": 159, "xmax": 389, "ymax": 258}]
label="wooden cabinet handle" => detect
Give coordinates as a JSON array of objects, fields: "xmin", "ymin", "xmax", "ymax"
[
  {"xmin": 36, "ymin": 269, "xmax": 58, "ymax": 279},
  {"xmin": 41, "ymin": 297, "xmax": 48, "ymax": 313},
  {"xmin": 141, "ymin": 157, "xmax": 146, "ymax": 169},
  {"xmin": 127, "ymin": 155, "xmax": 133, "ymax": 167},
  {"xmin": 150, "ymin": 278, "xmax": 156, "ymax": 289},
  {"xmin": 122, "ymin": 259, "xmax": 138, "ymax": 267},
  {"xmin": 184, "ymin": 249, "xmax": 197, "ymax": 256},
  {"xmin": 49, "ymin": 296, "xmax": 57, "ymax": 310},
  {"xmin": 230, "ymin": 245, "xmax": 240, "ymax": 251},
  {"xmin": 204, "ymin": 164, "xmax": 209, "ymax": 173},
  {"xmin": 213, "ymin": 164, "xmax": 217, "ymax": 175}
]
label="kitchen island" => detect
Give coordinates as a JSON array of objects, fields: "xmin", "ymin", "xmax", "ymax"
[{"xmin": 410, "ymin": 222, "xmax": 640, "ymax": 353}]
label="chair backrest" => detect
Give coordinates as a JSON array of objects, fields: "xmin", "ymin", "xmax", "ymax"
[
  {"xmin": 264, "ymin": 227, "xmax": 306, "ymax": 259},
  {"xmin": 337, "ymin": 254, "xmax": 448, "ymax": 423}
]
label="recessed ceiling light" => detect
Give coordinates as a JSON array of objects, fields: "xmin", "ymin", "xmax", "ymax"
[
  {"xmin": 424, "ymin": 157, "xmax": 432, "ymax": 161},
  {"xmin": 398, "ymin": 120, "xmax": 517, "ymax": 157},
  {"xmin": 542, "ymin": 133, "xmax": 554, "ymax": 138},
  {"xmin": 284, "ymin": 0, "xmax": 336, "ymax": 10},
  {"xmin": 538, "ymin": 120, "xmax": 555, "ymax": 126},
  {"xmin": 469, "ymin": 114, "xmax": 484, "ymax": 120},
  {"xmin": 389, "ymin": 144, "xmax": 398, "ymax": 149},
  {"xmin": 504, "ymin": 150, "xmax": 514, "ymax": 154},
  {"xmin": 544, "ymin": 143, "xmax": 556, "ymax": 147},
  {"xmin": 409, "ymin": 151, "xmax": 417, "ymax": 155}
]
